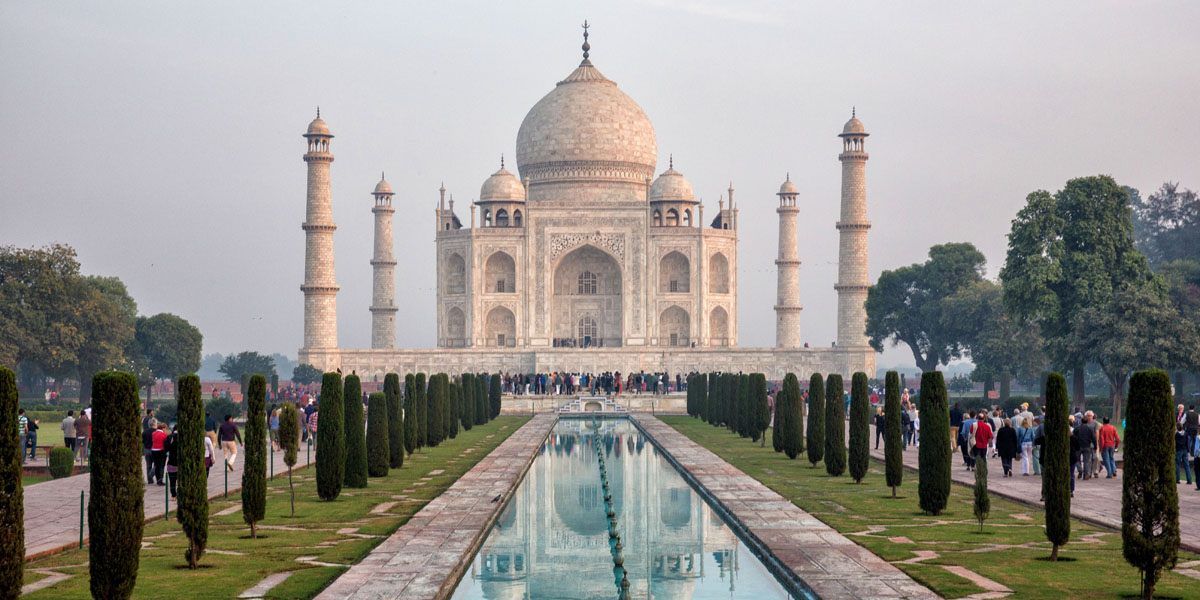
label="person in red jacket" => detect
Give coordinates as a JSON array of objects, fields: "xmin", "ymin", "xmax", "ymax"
[
  {"xmin": 971, "ymin": 410, "xmax": 993, "ymax": 467},
  {"xmin": 1098, "ymin": 417, "xmax": 1120, "ymax": 478}
]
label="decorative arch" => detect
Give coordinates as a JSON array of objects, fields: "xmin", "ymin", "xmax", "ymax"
[
  {"xmin": 652, "ymin": 210, "xmax": 662, "ymax": 227},
  {"xmin": 552, "ymin": 245, "xmax": 622, "ymax": 347},
  {"xmin": 485, "ymin": 251, "xmax": 516, "ymax": 293},
  {"xmin": 445, "ymin": 306, "xmax": 466, "ymax": 347},
  {"xmin": 709, "ymin": 306, "xmax": 729, "ymax": 346},
  {"xmin": 665, "ymin": 208, "xmax": 679, "ymax": 227},
  {"xmin": 496, "ymin": 208, "xmax": 509, "ymax": 227},
  {"xmin": 513, "ymin": 209, "xmax": 523, "ymax": 227},
  {"xmin": 659, "ymin": 306, "xmax": 690, "ymax": 347},
  {"xmin": 446, "ymin": 253, "xmax": 466, "ymax": 294},
  {"xmin": 485, "ymin": 306, "xmax": 516, "ymax": 347},
  {"xmin": 683, "ymin": 209, "xmax": 692, "ymax": 227},
  {"xmin": 659, "ymin": 251, "xmax": 690, "ymax": 293},
  {"xmin": 708, "ymin": 252, "xmax": 729, "ymax": 294}
]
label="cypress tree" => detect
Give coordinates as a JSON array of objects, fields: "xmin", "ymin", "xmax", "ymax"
[
  {"xmin": 824, "ymin": 374, "xmax": 846, "ymax": 477},
  {"xmin": 735, "ymin": 374, "xmax": 749, "ymax": 438},
  {"xmin": 461, "ymin": 373, "xmax": 476, "ymax": 431},
  {"xmin": 884, "ymin": 371, "xmax": 904, "ymax": 497},
  {"xmin": 447, "ymin": 380, "xmax": 460, "ymax": 440},
  {"xmin": 702, "ymin": 373, "xmax": 715, "ymax": 424},
  {"xmin": 806, "ymin": 373, "xmax": 825, "ymax": 468},
  {"xmin": 315, "ymin": 372, "xmax": 345, "ymax": 501},
  {"xmin": 279, "ymin": 402, "xmax": 299, "ymax": 516},
  {"xmin": 709, "ymin": 373, "xmax": 721, "ymax": 426},
  {"xmin": 176, "ymin": 374, "xmax": 209, "ymax": 567},
  {"xmin": 242, "ymin": 374, "xmax": 267, "ymax": 538},
  {"xmin": 973, "ymin": 458, "xmax": 990, "ymax": 532},
  {"xmin": 726, "ymin": 374, "xmax": 738, "ymax": 433},
  {"xmin": 1122, "ymin": 369, "xmax": 1179, "ymax": 599},
  {"xmin": 414, "ymin": 373, "xmax": 427, "ymax": 448},
  {"xmin": 686, "ymin": 374, "xmax": 696, "ymax": 417},
  {"xmin": 751, "ymin": 374, "xmax": 770, "ymax": 445},
  {"xmin": 402, "ymin": 374, "xmax": 417, "ymax": 454},
  {"xmin": 475, "ymin": 374, "xmax": 487, "ymax": 424},
  {"xmin": 0, "ymin": 367, "xmax": 23, "ymax": 596},
  {"xmin": 773, "ymin": 378, "xmax": 787, "ymax": 453},
  {"xmin": 489, "ymin": 372, "xmax": 502, "ymax": 419},
  {"xmin": 89, "ymin": 371, "xmax": 144, "ymax": 599},
  {"xmin": 367, "ymin": 392, "xmax": 389, "ymax": 477},
  {"xmin": 781, "ymin": 374, "xmax": 804, "ymax": 459},
  {"xmin": 917, "ymin": 371, "xmax": 951, "ymax": 515},
  {"xmin": 384, "ymin": 373, "xmax": 404, "ymax": 469},
  {"xmin": 342, "ymin": 373, "xmax": 368, "ymax": 488},
  {"xmin": 848, "ymin": 372, "xmax": 871, "ymax": 483},
  {"xmin": 427, "ymin": 374, "xmax": 446, "ymax": 447},
  {"xmin": 1043, "ymin": 372, "xmax": 1071, "ymax": 560}
]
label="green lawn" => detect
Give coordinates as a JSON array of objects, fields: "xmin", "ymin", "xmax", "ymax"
[
  {"xmin": 24, "ymin": 416, "xmax": 529, "ymax": 599},
  {"xmin": 660, "ymin": 416, "xmax": 1199, "ymax": 600}
]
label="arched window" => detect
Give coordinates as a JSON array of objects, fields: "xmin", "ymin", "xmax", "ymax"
[
  {"xmin": 666, "ymin": 209, "xmax": 679, "ymax": 227},
  {"xmin": 513, "ymin": 210, "xmax": 523, "ymax": 227},
  {"xmin": 652, "ymin": 210, "xmax": 662, "ymax": 227},
  {"xmin": 485, "ymin": 252, "xmax": 516, "ymax": 293},
  {"xmin": 496, "ymin": 208, "xmax": 509, "ymax": 227},
  {"xmin": 577, "ymin": 271, "xmax": 598, "ymax": 295},
  {"xmin": 683, "ymin": 209, "xmax": 692, "ymax": 227},
  {"xmin": 446, "ymin": 253, "xmax": 466, "ymax": 294},
  {"xmin": 578, "ymin": 316, "xmax": 598, "ymax": 340},
  {"xmin": 483, "ymin": 209, "xmax": 492, "ymax": 227},
  {"xmin": 708, "ymin": 253, "xmax": 729, "ymax": 294}
]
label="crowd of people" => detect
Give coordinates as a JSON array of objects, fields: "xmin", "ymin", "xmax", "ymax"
[{"xmin": 497, "ymin": 371, "xmax": 685, "ymax": 396}]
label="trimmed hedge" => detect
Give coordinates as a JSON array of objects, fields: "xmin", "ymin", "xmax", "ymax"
[
  {"xmin": 0, "ymin": 366, "xmax": 24, "ymax": 597},
  {"xmin": 315, "ymin": 372, "xmax": 345, "ymax": 501},
  {"xmin": 176, "ymin": 374, "xmax": 208, "ymax": 567},
  {"xmin": 1122, "ymin": 369, "xmax": 1179, "ymax": 598},
  {"xmin": 917, "ymin": 371, "xmax": 950, "ymax": 515},
  {"xmin": 279, "ymin": 402, "xmax": 299, "ymax": 517},
  {"xmin": 806, "ymin": 373, "xmax": 825, "ymax": 468},
  {"xmin": 242, "ymin": 374, "xmax": 267, "ymax": 538},
  {"xmin": 824, "ymin": 374, "xmax": 846, "ymax": 477},
  {"xmin": 366, "ymin": 392, "xmax": 389, "ymax": 477},
  {"xmin": 780, "ymin": 373, "xmax": 804, "ymax": 459},
  {"xmin": 343, "ymin": 374, "xmax": 368, "ymax": 488},
  {"xmin": 414, "ymin": 373, "xmax": 428, "ymax": 448},
  {"xmin": 848, "ymin": 372, "xmax": 870, "ymax": 483},
  {"xmin": 403, "ymin": 374, "xmax": 417, "ymax": 454},
  {"xmin": 384, "ymin": 373, "xmax": 404, "ymax": 469},
  {"xmin": 750, "ymin": 374, "xmax": 769, "ymax": 445},
  {"xmin": 89, "ymin": 371, "xmax": 144, "ymax": 599},
  {"xmin": 427, "ymin": 374, "xmax": 446, "ymax": 447},
  {"xmin": 1043, "ymin": 372, "xmax": 1071, "ymax": 560},
  {"xmin": 447, "ymin": 380, "xmax": 459, "ymax": 440},
  {"xmin": 49, "ymin": 447, "xmax": 74, "ymax": 478},
  {"xmin": 461, "ymin": 373, "xmax": 476, "ymax": 431},
  {"xmin": 489, "ymin": 372, "xmax": 502, "ymax": 419},
  {"xmin": 884, "ymin": 371, "xmax": 904, "ymax": 497}
]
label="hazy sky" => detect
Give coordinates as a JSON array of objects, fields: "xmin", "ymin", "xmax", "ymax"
[{"xmin": 3, "ymin": 1, "xmax": 1198, "ymax": 369}]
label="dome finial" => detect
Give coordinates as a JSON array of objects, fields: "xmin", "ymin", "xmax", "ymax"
[
  {"xmin": 786, "ymin": 171, "xmax": 790, "ymax": 182},
  {"xmin": 316, "ymin": 106, "xmax": 320, "ymax": 119},
  {"xmin": 581, "ymin": 20, "xmax": 591, "ymax": 61},
  {"xmin": 669, "ymin": 153, "xmax": 673, "ymax": 170},
  {"xmin": 852, "ymin": 106, "xmax": 856, "ymax": 118},
  {"xmin": 500, "ymin": 154, "xmax": 505, "ymax": 169}
]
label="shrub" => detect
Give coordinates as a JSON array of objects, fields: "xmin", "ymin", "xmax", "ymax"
[
  {"xmin": 781, "ymin": 374, "xmax": 804, "ymax": 459},
  {"xmin": 917, "ymin": 371, "xmax": 950, "ymax": 515},
  {"xmin": 460, "ymin": 373, "xmax": 475, "ymax": 431},
  {"xmin": 49, "ymin": 447, "xmax": 75, "ymax": 478},
  {"xmin": 0, "ymin": 366, "xmax": 24, "ymax": 597},
  {"xmin": 1122, "ymin": 369, "xmax": 1180, "ymax": 599},
  {"xmin": 384, "ymin": 373, "xmax": 404, "ymax": 468},
  {"xmin": 427, "ymin": 374, "xmax": 446, "ymax": 447},
  {"xmin": 824, "ymin": 374, "xmax": 846, "ymax": 477},
  {"xmin": 973, "ymin": 458, "xmax": 990, "ymax": 532},
  {"xmin": 884, "ymin": 371, "xmax": 904, "ymax": 497},
  {"xmin": 1043, "ymin": 372, "xmax": 1071, "ymax": 560},
  {"xmin": 806, "ymin": 373, "xmax": 825, "ymax": 468},
  {"xmin": 402, "ymin": 374, "xmax": 417, "ymax": 454},
  {"xmin": 848, "ymin": 372, "xmax": 870, "ymax": 483},
  {"xmin": 89, "ymin": 371, "xmax": 144, "ymax": 599},
  {"xmin": 278, "ymin": 402, "xmax": 299, "ymax": 516},
  {"xmin": 366, "ymin": 393, "xmax": 389, "ymax": 477},
  {"xmin": 750, "ymin": 374, "xmax": 770, "ymax": 445},
  {"xmin": 176, "ymin": 374, "xmax": 208, "ymax": 567},
  {"xmin": 414, "ymin": 373, "xmax": 428, "ymax": 447},
  {"xmin": 342, "ymin": 374, "xmax": 368, "ymax": 488},
  {"xmin": 489, "ymin": 372, "xmax": 502, "ymax": 419},
  {"xmin": 315, "ymin": 372, "xmax": 345, "ymax": 501},
  {"xmin": 241, "ymin": 374, "xmax": 267, "ymax": 538}
]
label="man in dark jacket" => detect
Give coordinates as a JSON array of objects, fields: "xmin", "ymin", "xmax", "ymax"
[
  {"xmin": 142, "ymin": 419, "xmax": 158, "ymax": 484},
  {"xmin": 1072, "ymin": 416, "xmax": 1096, "ymax": 481}
]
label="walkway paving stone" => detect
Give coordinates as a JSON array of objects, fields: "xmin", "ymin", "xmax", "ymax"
[
  {"xmin": 315, "ymin": 414, "xmax": 555, "ymax": 600},
  {"xmin": 634, "ymin": 413, "xmax": 937, "ymax": 599}
]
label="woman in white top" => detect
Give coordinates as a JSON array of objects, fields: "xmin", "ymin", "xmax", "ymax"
[{"xmin": 203, "ymin": 435, "xmax": 216, "ymax": 476}]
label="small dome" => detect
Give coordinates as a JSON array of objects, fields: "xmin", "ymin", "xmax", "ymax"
[
  {"xmin": 649, "ymin": 163, "xmax": 695, "ymax": 202},
  {"xmin": 373, "ymin": 174, "xmax": 393, "ymax": 195},
  {"xmin": 306, "ymin": 116, "xmax": 331, "ymax": 136},
  {"xmin": 480, "ymin": 166, "xmax": 525, "ymax": 201},
  {"xmin": 841, "ymin": 115, "xmax": 867, "ymax": 136},
  {"xmin": 778, "ymin": 177, "xmax": 798, "ymax": 195}
]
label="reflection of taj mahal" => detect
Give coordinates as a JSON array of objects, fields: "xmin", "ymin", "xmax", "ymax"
[{"xmin": 298, "ymin": 27, "xmax": 875, "ymax": 381}]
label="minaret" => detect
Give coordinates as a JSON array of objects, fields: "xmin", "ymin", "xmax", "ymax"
[
  {"xmin": 370, "ymin": 173, "xmax": 397, "ymax": 349},
  {"xmin": 775, "ymin": 174, "xmax": 802, "ymax": 348},
  {"xmin": 301, "ymin": 110, "xmax": 339, "ymax": 354},
  {"xmin": 836, "ymin": 109, "xmax": 871, "ymax": 347}
]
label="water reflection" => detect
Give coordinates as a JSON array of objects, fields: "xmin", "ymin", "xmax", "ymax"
[{"xmin": 451, "ymin": 419, "xmax": 794, "ymax": 599}]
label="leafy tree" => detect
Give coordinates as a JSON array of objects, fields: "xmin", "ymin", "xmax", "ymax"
[
  {"xmin": 1043, "ymin": 372, "xmax": 1071, "ymax": 561},
  {"xmin": 242, "ymin": 374, "xmax": 267, "ymax": 538},
  {"xmin": 824, "ymin": 374, "xmax": 846, "ymax": 477},
  {"xmin": 175, "ymin": 374, "xmax": 208, "ymax": 567},
  {"xmin": 367, "ymin": 393, "xmax": 389, "ymax": 477},
  {"xmin": 1122, "ymin": 369, "xmax": 1180, "ymax": 599},
  {"xmin": 0, "ymin": 244, "xmax": 85, "ymax": 373},
  {"xmin": 460, "ymin": 373, "xmax": 475, "ymax": 431},
  {"xmin": 848, "ymin": 372, "xmax": 870, "ymax": 483},
  {"xmin": 750, "ymin": 374, "xmax": 769, "ymax": 446},
  {"xmin": 218, "ymin": 352, "xmax": 276, "ymax": 386},
  {"xmin": 973, "ymin": 458, "xmax": 990, "ymax": 533},
  {"xmin": 278, "ymin": 402, "xmax": 299, "ymax": 516},
  {"xmin": 134, "ymin": 312, "xmax": 202, "ymax": 385},
  {"xmin": 0, "ymin": 367, "xmax": 23, "ymax": 596},
  {"xmin": 866, "ymin": 243, "xmax": 986, "ymax": 371},
  {"xmin": 342, "ymin": 374, "xmax": 368, "ymax": 488},
  {"xmin": 402, "ymin": 374, "xmax": 417, "ymax": 454},
  {"xmin": 948, "ymin": 374, "xmax": 973, "ymax": 395},
  {"xmin": 414, "ymin": 373, "xmax": 427, "ymax": 448},
  {"xmin": 89, "ymin": 371, "xmax": 143, "ymax": 599},
  {"xmin": 1157, "ymin": 259, "xmax": 1200, "ymax": 398},
  {"xmin": 291, "ymin": 363, "xmax": 322, "ymax": 385},
  {"xmin": 917, "ymin": 371, "xmax": 950, "ymax": 515},
  {"xmin": 806, "ymin": 373, "xmax": 825, "ymax": 468},
  {"xmin": 384, "ymin": 373, "xmax": 404, "ymax": 469},
  {"xmin": 1131, "ymin": 182, "xmax": 1199, "ymax": 267},
  {"xmin": 315, "ymin": 372, "xmax": 344, "ymax": 501},
  {"xmin": 206, "ymin": 395, "xmax": 242, "ymax": 419},
  {"xmin": 76, "ymin": 276, "xmax": 138, "ymax": 401},
  {"xmin": 489, "ymin": 372, "xmax": 502, "ymax": 419},
  {"xmin": 884, "ymin": 371, "xmax": 904, "ymax": 497},
  {"xmin": 942, "ymin": 280, "xmax": 1046, "ymax": 403},
  {"xmin": 780, "ymin": 373, "xmax": 804, "ymax": 459}
]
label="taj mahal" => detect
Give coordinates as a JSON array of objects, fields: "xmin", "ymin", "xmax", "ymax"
[{"xmin": 297, "ymin": 28, "xmax": 876, "ymax": 382}]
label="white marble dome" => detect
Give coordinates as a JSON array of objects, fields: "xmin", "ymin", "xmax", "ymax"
[
  {"xmin": 480, "ymin": 165, "xmax": 525, "ymax": 201},
  {"xmin": 841, "ymin": 115, "xmax": 867, "ymax": 136},
  {"xmin": 649, "ymin": 164, "xmax": 695, "ymax": 202},
  {"xmin": 515, "ymin": 60, "xmax": 657, "ymax": 180},
  {"xmin": 373, "ymin": 174, "xmax": 393, "ymax": 195},
  {"xmin": 778, "ymin": 178, "xmax": 798, "ymax": 195},
  {"xmin": 306, "ymin": 116, "xmax": 331, "ymax": 136}
]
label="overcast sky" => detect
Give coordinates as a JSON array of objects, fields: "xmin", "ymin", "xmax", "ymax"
[{"xmin": 3, "ymin": 1, "xmax": 1198, "ymax": 369}]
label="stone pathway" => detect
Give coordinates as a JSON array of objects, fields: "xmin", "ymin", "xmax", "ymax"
[
  {"xmin": 315, "ymin": 414, "xmax": 556, "ymax": 600},
  {"xmin": 22, "ymin": 441, "xmax": 315, "ymax": 559},
  {"xmin": 238, "ymin": 571, "xmax": 294, "ymax": 599},
  {"xmin": 634, "ymin": 413, "xmax": 937, "ymax": 599}
]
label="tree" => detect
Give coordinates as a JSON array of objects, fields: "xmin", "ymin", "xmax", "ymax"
[
  {"xmin": 134, "ymin": 313, "xmax": 202, "ymax": 385},
  {"xmin": 342, "ymin": 373, "xmax": 368, "ymax": 488},
  {"xmin": 446, "ymin": 380, "xmax": 459, "ymax": 439},
  {"xmin": 367, "ymin": 393, "xmax": 389, "ymax": 477},
  {"xmin": 89, "ymin": 371, "xmax": 144, "ymax": 599},
  {"xmin": 806, "ymin": 374, "xmax": 825, "ymax": 468},
  {"xmin": 291, "ymin": 363, "xmax": 322, "ymax": 385},
  {"xmin": 426, "ymin": 374, "xmax": 446, "ymax": 447},
  {"xmin": 75, "ymin": 276, "xmax": 138, "ymax": 402},
  {"xmin": 1002, "ymin": 176, "xmax": 1155, "ymax": 407},
  {"xmin": 942, "ymin": 280, "xmax": 1046, "ymax": 404},
  {"xmin": 1131, "ymin": 182, "xmax": 1199, "ymax": 267},
  {"xmin": 780, "ymin": 374, "xmax": 804, "ymax": 459},
  {"xmin": 0, "ymin": 244, "xmax": 86, "ymax": 375},
  {"xmin": 315, "ymin": 372, "xmax": 344, "ymax": 501},
  {"xmin": 414, "ymin": 373, "xmax": 427, "ymax": 448},
  {"xmin": 460, "ymin": 373, "xmax": 475, "ymax": 431},
  {"xmin": 489, "ymin": 373, "xmax": 502, "ymax": 419},
  {"xmin": 973, "ymin": 459, "xmax": 990, "ymax": 533},
  {"xmin": 403, "ymin": 374, "xmax": 417, "ymax": 454},
  {"xmin": 384, "ymin": 373, "xmax": 404, "ymax": 469},
  {"xmin": 848, "ymin": 372, "xmax": 870, "ymax": 483},
  {"xmin": 866, "ymin": 243, "xmax": 987, "ymax": 371},
  {"xmin": 1043, "ymin": 372, "xmax": 1071, "ymax": 561},
  {"xmin": 917, "ymin": 371, "xmax": 950, "ymax": 515},
  {"xmin": 701, "ymin": 373, "xmax": 715, "ymax": 424},
  {"xmin": 0, "ymin": 367, "xmax": 23, "ymax": 596},
  {"xmin": 824, "ymin": 375, "xmax": 846, "ymax": 477},
  {"xmin": 698, "ymin": 373, "xmax": 710, "ymax": 424},
  {"xmin": 687, "ymin": 374, "xmax": 697, "ymax": 417},
  {"xmin": 175, "ymin": 374, "xmax": 208, "ymax": 568},
  {"xmin": 476, "ymin": 373, "xmax": 488, "ymax": 425},
  {"xmin": 278, "ymin": 402, "xmax": 299, "ymax": 517},
  {"xmin": 736, "ymin": 374, "xmax": 751, "ymax": 438},
  {"xmin": 773, "ymin": 377, "xmax": 788, "ymax": 453},
  {"xmin": 241, "ymin": 374, "xmax": 267, "ymax": 538},
  {"xmin": 1122, "ymin": 369, "xmax": 1180, "ymax": 599},
  {"xmin": 218, "ymin": 352, "xmax": 276, "ymax": 387},
  {"xmin": 750, "ymin": 374, "xmax": 769, "ymax": 446},
  {"xmin": 884, "ymin": 371, "xmax": 904, "ymax": 497}
]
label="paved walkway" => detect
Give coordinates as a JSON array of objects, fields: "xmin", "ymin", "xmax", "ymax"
[
  {"xmin": 866, "ymin": 429, "xmax": 1200, "ymax": 553},
  {"xmin": 636, "ymin": 413, "xmax": 937, "ymax": 599},
  {"xmin": 316, "ymin": 414, "xmax": 556, "ymax": 600},
  {"xmin": 23, "ymin": 440, "xmax": 315, "ymax": 559}
]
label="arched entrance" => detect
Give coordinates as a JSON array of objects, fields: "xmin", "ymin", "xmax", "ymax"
[
  {"xmin": 552, "ymin": 245, "xmax": 622, "ymax": 347},
  {"xmin": 485, "ymin": 306, "xmax": 516, "ymax": 347},
  {"xmin": 659, "ymin": 306, "xmax": 690, "ymax": 347}
]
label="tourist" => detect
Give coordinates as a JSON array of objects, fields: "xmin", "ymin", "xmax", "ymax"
[
  {"xmin": 960, "ymin": 410, "xmax": 977, "ymax": 469},
  {"xmin": 17, "ymin": 409, "xmax": 28, "ymax": 465},
  {"xmin": 874, "ymin": 407, "xmax": 885, "ymax": 449},
  {"xmin": 269, "ymin": 406, "xmax": 281, "ymax": 451},
  {"xmin": 149, "ymin": 421, "xmax": 168, "ymax": 485},
  {"xmin": 996, "ymin": 418, "xmax": 1018, "ymax": 477},
  {"xmin": 1185, "ymin": 404, "xmax": 1199, "ymax": 461},
  {"xmin": 164, "ymin": 424, "xmax": 180, "ymax": 497},
  {"xmin": 142, "ymin": 418, "xmax": 159, "ymax": 483},
  {"xmin": 219, "ymin": 414, "xmax": 242, "ymax": 472},
  {"xmin": 204, "ymin": 411, "xmax": 219, "ymax": 453},
  {"xmin": 74, "ymin": 410, "xmax": 91, "ymax": 462},
  {"xmin": 1017, "ymin": 417, "xmax": 1035, "ymax": 476},
  {"xmin": 1176, "ymin": 423, "xmax": 1193, "ymax": 486},
  {"xmin": 900, "ymin": 402, "xmax": 912, "ymax": 448},
  {"xmin": 1068, "ymin": 415, "xmax": 1080, "ymax": 496},
  {"xmin": 141, "ymin": 408, "xmax": 155, "ymax": 434},
  {"xmin": 912, "ymin": 409, "xmax": 920, "ymax": 447},
  {"xmin": 1031, "ymin": 416, "xmax": 1043, "ymax": 475},
  {"xmin": 1098, "ymin": 417, "xmax": 1120, "ymax": 478},
  {"xmin": 203, "ymin": 431, "xmax": 216, "ymax": 476},
  {"xmin": 24, "ymin": 415, "xmax": 40, "ymax": 462},
  {"xmin": 1193, "ymin": 433, "xmax": 1200, "ymax": 492},
  {"xmin": 1086, "ymin": 410, "xmax": 1102, "ymax": 478},
  {"xmin": 1072, "ymin": 413, "xmax": 1096, "ymax": 480},
  {"xmin": 989, "ymin": 408, "xmax": 1003, "ymax": 458},
  {"xmin": 61, "ymin": 410, "xmax": 76, "ymax": 453},
  {"xmin": 970, "ymin": 410, "xmax": 993, "ymax": 470},
  {"xmin": 308, "ymin": 405, "xmax": 320, "ymax": 443},
  {"xmin": 949, "ymin": 402, "xmax": 963, "ymax": 450}
]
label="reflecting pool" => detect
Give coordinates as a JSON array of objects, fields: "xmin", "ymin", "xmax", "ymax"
[{"xmin": 450, "ymin": 418, "xmax": 799, "ymax": 599}]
